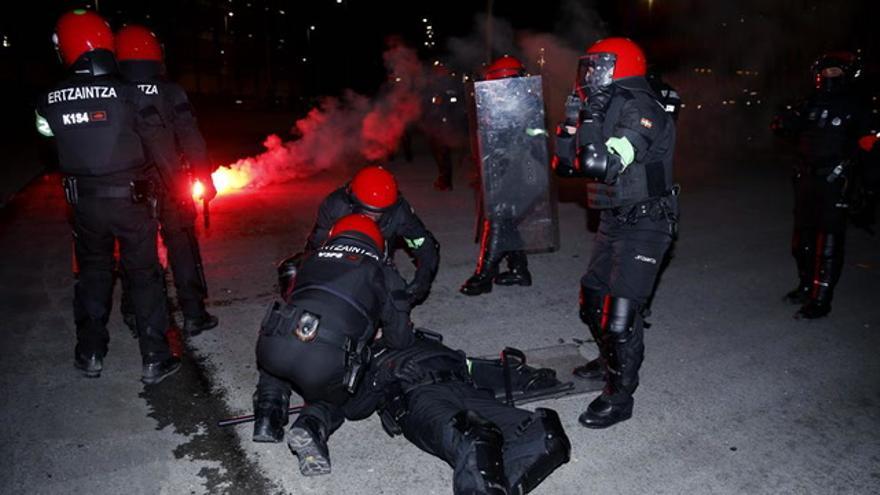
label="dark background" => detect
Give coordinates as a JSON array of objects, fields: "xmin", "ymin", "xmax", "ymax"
[{"xmin": 2, "ymin": 0, "xmax": 878, "ymax": 196}]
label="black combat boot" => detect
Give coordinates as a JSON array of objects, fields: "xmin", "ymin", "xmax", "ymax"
[
  {"xmin": 141, "ymin": 354, "xmax": 181, "ymax": 385},
  {"xmin": 508, "ymin": 408, "xmax": 571, "ymax": 494},
  {"xmin": 795, "ymin": 232, "xmax": 843, "ymax": 320},
  {"xmin": 784, "ymin": 231, "xmax": 814, "ymax": 305},
  {"xmin": 288, "ymin": 414, "xmax": 332, "ymax": 476},
  {"xmin": 579, "ymin": 297, "xmax": 644, "ymax": 429},
  {"xmin": 451, "ymin": 410, "xmax": 509, "ymax": 495},
  {"xmin": 74, "ymin": 351, "xmax": 104, "ymax": 378},
  {"xmin": 252, "ymin": 389, "xmax": 290, "ymax": 443},
  {"xmin": 494, "ymin": 251, "xmax": 532, "ymax": 287},
  {"xmin": 461, "ymin": 220, "xmax": 504, "ymax": 296},
  {"xmin": 183, "ymin": 312, "xmax": 219, "ymax": 336},
  {"xmin": 572, "ymin": 287, "xmax": 606, "ymax": 384}
]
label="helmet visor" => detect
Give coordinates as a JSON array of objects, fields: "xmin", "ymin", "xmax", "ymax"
[{"xmin": 576, "ymin": 53, "xmax": 616, "ymax": 99}]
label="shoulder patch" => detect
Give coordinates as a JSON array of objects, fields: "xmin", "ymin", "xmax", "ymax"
[
  {"xmin": 405, "ymin": 237, "xmax": 425, "ymax": 250},
  {"xmin": 640, "ymin": 117, "xmax": 653, "ymax": 129}
]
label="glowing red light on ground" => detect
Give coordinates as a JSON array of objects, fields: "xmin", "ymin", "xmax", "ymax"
[{"xmin": 192, "ymin": 180, "xmax": 205, "ymax": 200}]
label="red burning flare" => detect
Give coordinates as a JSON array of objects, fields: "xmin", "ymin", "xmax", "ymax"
[{"xmin": 191, "ymin": 166, "xmax": 252, "ymax": 200}]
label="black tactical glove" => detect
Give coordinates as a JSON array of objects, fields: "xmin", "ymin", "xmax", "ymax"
[
  {"xmin": 563, "ymin": 93, "xmax": 582, "ymax": 127},
  {"xmin": 393, "ymin": 357, "xmax": 427, "ymax": 387},
  {"xmin": 405, "ymin": 281, "xmax": 429, "ymax": 306}
]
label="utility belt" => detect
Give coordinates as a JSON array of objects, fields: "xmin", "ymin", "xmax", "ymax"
[
  {"xmin": 610, "ymin": 184, "xmax": 680, "ymax": 235},
  {"xmin": 260, "ymin": 299, "xmax": 372, "ymax": 394},
  {"xmin": 62, "ymin": 176, "xmax": 158, "ymax": 217}
]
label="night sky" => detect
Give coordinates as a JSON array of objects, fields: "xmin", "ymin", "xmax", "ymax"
[{"xmin": 1, "ymin": 0, "xmax": 877, "ymax": 137}]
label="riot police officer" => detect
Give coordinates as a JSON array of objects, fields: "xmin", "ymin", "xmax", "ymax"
[
  {"xmin": 303, "ymin": 166, "xmax": 440, "ymax": 305},
  {"xmin": 460, "ymin": 56, "xmax": 540, "ymax": 296},
  {"xmin": 343, "ymin": 332, "xmax": 571, "ymax": 494},
  {"xmin": 554, "ymin": 38, "xmax": 678, "ymax": 428},
  {"xmin": 115, "ymin": 25, "xmax": 219, "ymax": 336},
  {"xmin": 254, "ymin": 214, "xmax": 413, "ymax": 476},
  {"xmin": 772, "ymin": 52, "xmax": 873, "ymax": 319},
  {"xmin": 420, "ymin": 62, "xmax": 467, "ymax": 191},
  {"xmin": 35, "ymin": 10, "xmax": 181, "ymax": 384}
]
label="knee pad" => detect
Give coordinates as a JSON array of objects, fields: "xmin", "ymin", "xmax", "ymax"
[
  {"xmin": 510, "ymin": 408, "xmax": 571, "ymax": 494},
  {"xmin": 602, "ymin": 296, "xmax": 641, "ymax": 343},
  {"xmin": 578, "ymin": 285, "xmax": 604, "ymax": 329}
]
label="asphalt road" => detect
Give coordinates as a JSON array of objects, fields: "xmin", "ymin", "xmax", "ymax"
[{"xmin": 1, "ymin": 147, "xmax": 878, "ymax": 494}]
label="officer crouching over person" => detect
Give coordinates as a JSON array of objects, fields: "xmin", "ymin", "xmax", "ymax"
[
  {"xmin": 303, "ymin": 165, "xmax": 440, "ymax": 306},
  {"xmin": 254, "ymin": 214, "xmax": 414, "ymax": 476},
  {"xmin": 114, "ymin": 25, "xmax": 219, "ymax": 336},
  {"xmin": 35, "ymin": 10, "xmax": 183, "ymax": 384}
]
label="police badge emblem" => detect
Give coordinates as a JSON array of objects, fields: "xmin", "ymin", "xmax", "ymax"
[{"xmin": 295, "ymin": 311, "xmax": 320, "ymax": 342}]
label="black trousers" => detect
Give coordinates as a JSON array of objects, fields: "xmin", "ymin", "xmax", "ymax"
[
  {"xmin": 158, "ymin": 195, "xmax": 207, "ymax": 318},
  {"xmin": 400, "ymin": 382, "xmax": 554, "ymax": 494},
  {"xmin": 256, "ymin": 369, "xmax": 347, "ymax": 439},
  {"xmin": 792, "ymin": 172, "xmax": 848, "ymax": 262},
  {"xmin": 428, "ymin": 134, "xmax": 453, "ymax": 183},
  {"xmin": 793, "ymin": 172, "xmax": 849, "ymax": 235},
  {"xmin": 581, "ymin": 210, "xmax": 674, "ymax": 304},
  {"xmin": 72, "ymin": 197, "xmax": 170, "ymax": 361},
  {"xmin": 256, "ymin": 331, "xmax": 349, "ymax": 405},
  {"xmin": 790, "ymin": 171, "xmax": 849, "ymax": 299},
  {"xmin": 122, "ymin": 194, "xmax": 207, "ymax": 320}
]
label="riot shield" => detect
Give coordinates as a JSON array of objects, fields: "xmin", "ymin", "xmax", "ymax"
[{"xmin": 470, "ymin": 75, "xmax": 558, "ymax": 252}]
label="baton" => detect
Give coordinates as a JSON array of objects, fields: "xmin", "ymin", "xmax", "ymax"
[
  {"xmin": 203, "ymin": 198, "xmax": 210, "ymax": 229},
  {"xmin": 217, "ymin": 405, "xmax": 304, "ymax": 428}
]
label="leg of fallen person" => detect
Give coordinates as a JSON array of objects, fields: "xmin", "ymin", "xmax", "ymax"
[{"xmin": 401, "ymin": 383, "xmax": 508, "ymax": 494}]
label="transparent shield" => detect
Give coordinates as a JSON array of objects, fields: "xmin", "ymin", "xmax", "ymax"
[{"xmin": 470, "ymin": 75, "xmax": 558, "ymax": 252}]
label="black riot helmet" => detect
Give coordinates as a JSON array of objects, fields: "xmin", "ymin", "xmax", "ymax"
[{"xmin": 812, "ymin": 51, "xmax": 860, "ymax": 92}]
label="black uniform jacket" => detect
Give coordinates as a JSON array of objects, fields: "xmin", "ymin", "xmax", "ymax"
[
  {"xmin": 290, "ymin": 236, "xmax": 414, "ymax": 350},
  {"xmin": 37, "ymin": 71, "xmax": 177, "ymax": 185},
  {"xmin": 304, "ymin": 187, "xmax": 440, "ymax": 294}
]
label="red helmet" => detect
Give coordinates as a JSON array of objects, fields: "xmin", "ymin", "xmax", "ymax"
[
  {"xmin": 328, "ymin": 214, "xmax": 384, "ymax": 252},
  {"xmin": 484, "ymin": 56, "xmax": 526, "ymax": 80},
  {"xmin": 350, "ymin": 166, "xmax": 398, "ymax": 211},
  {"xmin": 577, "ymin": 37, "xmax": 646, "ymax": 98},
  {"xmin": 53, "ymin": 9, "xmax": 114, "ymax": 67},
  {"xmin": 586, "ymin": 38, "xmax": 646, "ymax": 79},
  {"xmin": 116, "ymin": 25, "xmax": 163, "ymax": 62}
]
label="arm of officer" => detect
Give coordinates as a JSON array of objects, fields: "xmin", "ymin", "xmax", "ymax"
[
  {"xmin": 377, "ymin": 264, "xmax": 415, "ymax": 349},
  {"xmin": 304, "ymin": 194, "xmax": 340, "ymax": 254},
  {"xmin": 599, "ymin": 97, "xmax": 664, "ymax": 184},
  {"xmin": 396, "ymin": 198, "xmax": 440, "ymax": 304},
  {"xmin": 35, "ymin": 110, "xmax": 54, "ymax": 137},
  {"xmin": 132, "ymin": 91, "xmax": 179, "ymax": 175},
  {"xmin": 165, "ymin": 83, "xmax": 215, "ymax": 199},
  {"xmin": 771, "ymin": 100, "xmax": 807, "ymax": 139}
]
